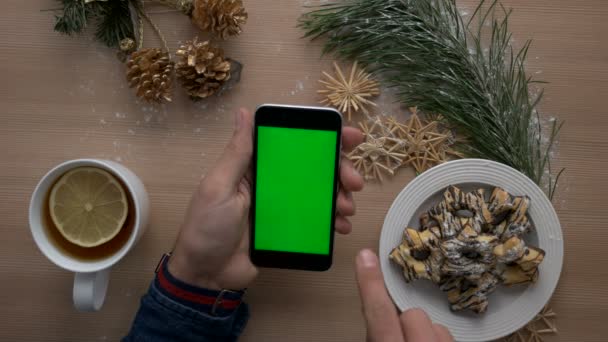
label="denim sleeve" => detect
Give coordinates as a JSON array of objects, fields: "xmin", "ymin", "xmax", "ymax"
[{"xmin": 123, "ymin": 259, "xmax": 249, "ymax": 342}]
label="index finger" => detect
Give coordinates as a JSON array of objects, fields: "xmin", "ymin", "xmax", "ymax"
[
  {"xmin": 342, "ymin": 126, "xmax": 364, "ymax": 152},
  {"xmin": 355, "ymin": 249, "xmax": 404, "ymax": 342}
]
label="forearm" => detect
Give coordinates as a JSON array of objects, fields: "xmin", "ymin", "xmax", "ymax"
[{"xmin": 123, "ymin": 257, "xmax": 249, "ymax": 342}]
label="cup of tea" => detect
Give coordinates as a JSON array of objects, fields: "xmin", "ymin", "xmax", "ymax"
[{"xmin": 29, "ymin": 159, "xmax": 150, "ymax": 311}]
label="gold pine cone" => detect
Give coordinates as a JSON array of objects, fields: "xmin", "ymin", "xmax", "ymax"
[
  {"xmin": 175, "ymin": 38, "xmax": 231, "ymax": 99},
  {"xmin": 191, "ymin": 0, "xmax": 248, "ymax": 39},
  {"xmin": 126, "ymin": 48, "xmax": 174, "ymax": 103}
]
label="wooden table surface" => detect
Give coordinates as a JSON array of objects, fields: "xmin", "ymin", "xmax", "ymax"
[{"xmin": 1, "ymin": 0, "xmax": 607, "ymax": 341}]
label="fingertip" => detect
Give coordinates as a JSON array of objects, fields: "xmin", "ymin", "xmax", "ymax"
[
  {"xmin": 401, "ymin": 308, "xmax": 431, "ymax": 321},
  {"xmin": 356, "ymin": 248, "xmax": 378, "ymax": 268},
  {"xmin": 239, "ymin": 107, "xmax": 252, "ymax": 116},
  {"xmin": 236, "ymin": 107, "xmax": 253, "ymax": 131},
  {"xmin": 340, "ymin": 158, "xmax": 365, "ymax": 192},
  {"xmin": 433, "ymin": 323, "xmax": 454, "ymax": 342},
  {"xmin": 342, "ymin": 126, "xmax": 364, "ymax": 151},
  {"xmin": 335, "ymin": 216, "xmax": 352, "ymax": 234},
  {"xmin": 350, "ymin": 168, "xmax": 364, "ymax": 192},
  {"xmin": 337, "ymin": 191, "xmax": 355, "ymax": 216}
]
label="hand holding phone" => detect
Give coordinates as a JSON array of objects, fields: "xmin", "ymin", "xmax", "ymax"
[
  {"xmin": 251, "ymin": 104, "xmax": 361, "ymax": 271},
  {"xmin": 170, "ymin": 107, "xmax": 363, "ymax": 291}
]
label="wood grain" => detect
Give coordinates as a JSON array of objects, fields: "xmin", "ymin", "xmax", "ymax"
[{"xmin": 1, "ymin": 0, "xmax": 607, "ymax": 341}]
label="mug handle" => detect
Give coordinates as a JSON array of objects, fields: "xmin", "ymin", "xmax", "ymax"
[{"xmin": 73, "ymin": 269, "xmax": 110, "ymax": 311}]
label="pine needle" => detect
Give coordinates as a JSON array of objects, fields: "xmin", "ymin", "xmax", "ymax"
[
  {"xmin": 95, "ymin": 0, "xmax": 136, "ymax": 48},
  {"xmin": 53, "ymin": 0, "xmax": 101, "ymax": 35},
  {"xmin": 299, "ymin": 0, "xmax": 563, "ymax": 198},
  {"xmin": 52, "ymin": 0, "xmax": 135, "ymax": 49}
]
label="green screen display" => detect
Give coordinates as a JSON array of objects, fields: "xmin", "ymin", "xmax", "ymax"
[{"xmin": 254, "ymin": 126, "xmax": 338, "ymax": 255}]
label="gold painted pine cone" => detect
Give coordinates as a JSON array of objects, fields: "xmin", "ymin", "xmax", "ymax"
[
  {"xmin": 126, "ymin": 48, "xmax": 174, "ymax": 103},
  {"xmin": 191, "ymin": 0, "xmax": 248, "ymax": 39},
  {"xmin": 175, "ymin": 38, "xmax": 231, "ymax": 99}
]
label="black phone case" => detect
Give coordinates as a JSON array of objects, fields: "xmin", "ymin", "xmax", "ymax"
[{"xmin": 250, "ymin": 104, "xmax": 343, "ymax": 271}]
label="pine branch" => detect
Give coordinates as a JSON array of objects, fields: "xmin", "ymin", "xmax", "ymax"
[
  {"xmin": 52, "ymin": 0, "xmax": 135, "ymax": 49},
  {"xmin": 95, "ymin": 0, "xmax": 136, "ymax": 48},
  {"xmin": 299, "ymin": 0, "xmax": 563, "ymax": 196},
  {"xmin": 53, "ymin": 0, "xmax": 102, "ymax": 35}
]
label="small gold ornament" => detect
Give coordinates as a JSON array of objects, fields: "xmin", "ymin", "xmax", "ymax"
[
  {"xmin": 117, "ymin": 38, "xmax": 137, "ymax": 62},
  {"xmin": 503, "ymin": 306, "xmax": 557, "ymax": 342},
  {"xmin": 126, "ymin": 48, "xmax": 174, "ymax": 103},
  {"xmin": 318, "ymin": 61, "xmax": 380, "ymax": 121},
  {"xmin": 191, "ymin": 0, "xmax": 248, "ymax": 39},
  {"xmin": 175, "ymin": 38, "xmax": 231, "ymax": 99},
  {"xmin": 119, "ymin": 38, "xmax": 136, "ymax": 52}
]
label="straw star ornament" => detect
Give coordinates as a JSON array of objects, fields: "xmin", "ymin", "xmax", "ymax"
[
  {"xmin": 387, "ymin": 108, "xmax": 462, "ymax": 174},
  {"xmin": 503, "ymin": 306, "xmax": 557, "ymax": 342},
  {"xmin": 348, "ymin": 118, "xmax": 407, "ymax": 181},
  {"xmin": 318, "ymin": 61, "xmax": 380, "ymax": 121},
  {"xmin": 349, "ymin": 108, "xmax": 462, "ymax": 181}
]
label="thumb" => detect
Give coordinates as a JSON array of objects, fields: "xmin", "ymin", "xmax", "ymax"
[{"xmin": 208, "ymin": 108, "xmax": 253, "ymax": 189}]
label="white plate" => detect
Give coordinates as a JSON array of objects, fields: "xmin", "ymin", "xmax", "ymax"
[{"xmin": 379, "ymin": 159, "xmax": 563, "ymax": 342}]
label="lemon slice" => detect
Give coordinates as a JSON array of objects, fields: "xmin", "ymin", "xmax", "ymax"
[{"xmin": 49, "ymin": 167, "xmax": 129, "ymax": 248}]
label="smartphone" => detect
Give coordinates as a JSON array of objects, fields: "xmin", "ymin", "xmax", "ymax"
[{"xmin": 250, "ymin": 104, "xmax": 342, "ymax": 271}]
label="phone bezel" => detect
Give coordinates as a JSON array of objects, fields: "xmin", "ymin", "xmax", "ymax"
[{"xmin": 250, "ymin": 104, "xmax": 343, "ymax": 271}]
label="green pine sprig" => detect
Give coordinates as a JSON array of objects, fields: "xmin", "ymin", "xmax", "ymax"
[
  {"xmin": 52, "ymin": 0, "xmax": 135, "ymax": 49},
  {"xmin": 299, "ymin": 0, "xmax": 563, "ymax": 199},
  {"xmin": 53, "ymin": 0, "xmax": 101, "ymax": 35},
  {"xmin": 95, "ymin": 0, "xmax": 136, "ymax": 48}
]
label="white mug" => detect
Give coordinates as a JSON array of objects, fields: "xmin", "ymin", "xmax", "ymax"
[{"xmin": 29, "ymin": 159, "xmax": 150, "ymax": 311}]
